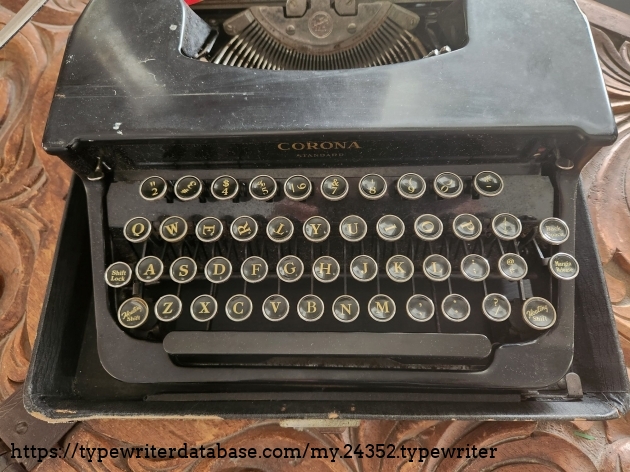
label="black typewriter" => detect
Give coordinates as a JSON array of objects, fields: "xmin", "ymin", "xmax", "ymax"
[{"xmin": 40, "ymin": 0, "xmax": 619, "ymax": 395}]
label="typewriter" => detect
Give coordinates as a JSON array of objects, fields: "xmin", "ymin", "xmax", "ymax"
[{"xmin": 41, "ymin": 0, "xmax": 618, "ymax": 394}]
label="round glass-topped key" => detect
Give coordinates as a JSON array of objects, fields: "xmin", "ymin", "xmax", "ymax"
[
  {"xmin": 406, "ymin": 294, "xmax": 434, "ymax": 322},
  {"xmin": 539, "ymin": 217, "xmax": 570, "ymax": 245},
  {"xmin": 249, "ymin": 175, "xmax": 277, "ymax": 201},
  {"xmin": 230, "ymin": 216, "xmax": 258, "ymax": 242},
  {"xmin": 549, "ymin": 252, "xmax": 579, "ymax": 280},
  {"xmin": 498, "ymin": 253, "xmax": 528, "ymax": 281},
  {"xmin": 104, "ymin": 262, "xmax": 132, "ymax": 288},
  {"xmin": 154, "ymin": 294, "xmax": 183, "ymax": 322},
  {"xmin": 397, "ymin": 173, "xmax": 426, "ymax": 200},
  {"xmin": 377, "ymin": 215, "xmax": 405, "ymax": 242},
  {"xmin": 460, "ymin": 254, "xmax": 490, "ymax": 282},
  {"xmin": 267, "ymin": 216, "xmax": 294, "ymax": 243},
  {"xmin": 482, "ymin": 293, "xmax": 511, "ymax": 322},
  {"xmin": 241, "ymin": 256, "xmax": 268, "ymax": 283},
  {"xmin": 434, "ymin": 172, "xmax": 463, "ymax": 199},
  {"xmin": 321, "ymin": 175, "xmax": 349, "ymax": 201},
  {"xmin": 442, "ymin": 294, "xmax": 471, "ymax": 322},
  {"xmin": 453, "ymin": 214, "xmax": 483, "ymax": 241},
  {"xmin": 423, "ymin": 254, "xmax": 451, "ymax": 282},
  {"xmin": 139, "ymin": 176, "xmax": 167, "ymax": 201},
  {"xmin": 196, "ymin": 217, "xmax": 223, "ymax": 243},
  {"xmin": 159, "ymin": 216, "xmax": 188, "ymax": 243},
  {"xmin": 276, "ymin": 255, "xmax": 304, "ymax": 283},
  {"xmin": 386, "ymin": 255, "xmax": 414, "ymax": 283},
  {"xmin": 190, "ymin": 294, "xmax": 218, "ymax": 322},
  {"xmin": 117, "ymin": 297, "xmax": 149, "ymax": 329},
  {"xmin": 298, "ymin": 294, "xmax": 325, "ymax": 321},
  {"xmin": 358, "ymin": 174, "xmax": 387, "ymax": 200},
  {"xmin": 174, "ymin": 175, "xmax": 203, "ymax": 201},
  {"xmin": 350, "ymin": 255, "xmax": 378, "ymax": 282},
  {"xmin": 303, "ymin": 216, "xmax": 330, "ymax": 243},
  {"xmin": 492, "ymin": 213, "xmax": 522, "ymax": 241},
  {"xmin": 263, "ymin": 294, "xmax": 290, "ymax": 321},
  {"xmin": 135, "ymin": 256, "xmax": 163, "ymax": 283},
  {"xmin": 473, "ymin": 171, "xmax": 504, "ymax": 197},
  {"xmin": 226, "ymin": 294, "xmax": 253, "ymax": 322},
  {"xmin": 284, "ymin": 175, "xmax": 312, "ymax": 201},
  {"xmin": 339, "ymin": 215, "xmax": 368, "ymax": 242},
  {"xmin": 333, "ymin": 295, "xmax": 360, "ymax": 323},
  {"xmin": 414, "ymin": 214, "xmax": 443, "ymax": 241},
  {"xmin": 170, "ymin": 257, "xmax": 197, "ymax": 283},
  {"xmin": 124, "ymin": 216, "xmax": 152, "ymax": 243},
  {"xmin": 204, "ymin": 256, "xmax": 232, "ymax": 283},
  {"xmin": 368, "ymin": 294, "xmax": 396, "ymax": 322},
  {"xmin": 312, "ymin": 256, "xmax": 340, "ymax": 283},
  {"xmin": 211, "ymin": 175, "xmax": 239, "ymax": 200},
  {"xmin": 522, "ymin": 297, "xmax": 557, "ymax": 330}
]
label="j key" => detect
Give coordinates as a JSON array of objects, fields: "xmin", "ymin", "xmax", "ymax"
[
  {"xmin": 406, "ymin": 294, "xmax": 435, "ymax": 322},
  {"xmin": 155, "ymin": 294, "xmax": 183, "ymax": 322},
  {"xmin": 117, "ymin": 297, "xmax": 149, "ymax": 329},
  {"xmin": 226, "ymin": 294, "xmax": 253, "ymax": 321},
  {"xmin": 321, "ymin": 175, "xmax": 349, "ymax": 201},
  {"xmin": 442, "ymin": 294, "xmax": 471, "ymax": 322},
  {"xmin": 377, "ymin": 215, "xmax": 405, "ymax": 242},
  {"xmin": 204, "ymin": 256, "xmax": 232, "ymax": 283},
  {"xmin": 241, "ymin": 256, "xmax": 268, "ymax": 283},
  {"xmin": 350, "ymin": 255, "xmax": 378, "ymax": 282},
  {"xmin": 230, "ymin": 216, "xmax": 258, "ymax": 242},
  {"xmin": 368, "ymin": 294, "xmax": 396, "ymax": 322},
  {"xmin": 267, "ymin": 216, "xmax": 294, "ymax": 243},
  {"xmin": 276, "ymin": 255, "xmax": 304, "ymax": 283},
  {"xmin": 303, "ymin": 216, "xmax": 330, "ymax": 243},
  {"xmin": 423, "ymin": 254, "xmax": 451, "ymax": 282},
  {"xmin": 339, "ymin": 215, "xmax": 368, "ymax": 242},
  {"xmin": 482, "ymin": 293, "xmax": 511, "ymax": 322},
  {"xmin": 397, "ymin": 173, "xmax": 426, "ymax": 200},
  {"xmin": 492, "ymin": 213, "xmax": 522, "ymax": 241},
  {"xmin": 386, "ymin": 255, "xmax": 414, "ymax": 283},
  {"xmin": 159, "ymin": 216, "xmax": 188, "ymax": 243},
  {"xmin": 453, "ymin": 214, "xmax": 482, "ymax": 241},
  {"xmin": 249, "ymin": 175, "xmax": 278, "ymax": 201},
  {"xmin": 473, "ymin": 171, "xmax": 504, "ymax": 197},
  {"xmin": 359, "ymin": 174, "xmax": 387, "ymax": 200},
  {"xmin": 263, "ymin": 294, "xmax": 290, "ymax": 321},
  {"xmin": 548, "ymin": 252, "xmax": 579, "ymax": 280},
  {"xmin": 434, "ymin": 172, "xmax": 463, "ymax": 199},
  {"xmin": 522, "ymin": 297, "xmax": 556, "ymax": 330},
  {"xmin": 104, "ymin": 261, "xmax": 132, "ymax": 288},
  {"xmin": 170, "ymin": 256, "xmax": 197, "ymax": 283},
  {"xmin": 190, "ymin": 294, "xmax": 218, "ymax": 322},
  {"xmin": 414, "ymin": 214, "xmax": 443, "ymax": 241},
  {"xmin": 196, "ymin": 217, "xmax": 223, "ymax": 243},
  {"xmin": 333, "ymin": 295, "xmax": 360, "ymax": 323},
  {"xmin": 211, "ymin": 175, "xmax": 239, "ymax": 200},
  {"xmin": 539, "ymin": 217, "xmax": 570, "ymax": 245},
  {"xmin": 312, "ymin": 256, "xmax": 340, "ymax": 283},
  {"xmin": 498, "ymin": 253, "xmax": 528, "ymax": 281},
  {"xmin": 135, "ymin": 256, "xmax": 164, "ymax": 283},
  {"xmin": 298, "ymin": 294, "xmax": 325, "ymax": 321},
  {"xmin": 460, "ymin": 254, "xmax": 490, "ymax": 282},
  {"xmin": 174, "ymin": 175, "xmax": 203, "ymax": 201},
  {"xmin": 284, "ymin": 175, "xmax": 312, "ymax": 201},
  {"xmin": 139, "ymin": 176, "xmax": 168, "ymax": 201},
  {"xmin": 124, "ymin": 216, "xmax": 152, "ymax": 243}
]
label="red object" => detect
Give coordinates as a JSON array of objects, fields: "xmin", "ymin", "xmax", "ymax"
[{"xmin": 185, "ymin": 0, "xmax": 203, "ymax": 4}]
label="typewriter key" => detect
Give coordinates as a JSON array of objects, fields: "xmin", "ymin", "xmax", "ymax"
[
  {"xmin": 474, "ymin": 171, "xmax": 504, "ymax": 197},
  {"xmin": 303, "ymin": 216, "xmax": 330, "ymax": 243},
  {"xmin": 368, "ymin": 294, "xmax": 396, "ymax": 322},
  {"xmin": 104, "ymin": 261, "xmax": 132, "ymax": 288},
  {"xmin": 154, "ymin": 294, "xmax": 182, "ymax": 322},
  {"xmin": 267, "ymin": 216, "xmax": 294, "ymax": 243},
  {"xmin": 226, "ymin": 294, "xmax": 253, "ymax": 322},
  {"xmin": 548, "ymin": 252, "xmax": 579, "ymax": 280},
  {"xmin": 241, "ymin": 256, "xmax": 268, "ymax": 283},
  {"xmin": 498, "ymin": 253, "xmax": 528, "ymax": 281},
  {"xmin": 211, "ymin": 175, "xmax": 239, "ymax": 200},
  {"xmin": 190, "ymin": 294, "xmax": 218, "ymax": 322},
  {"xmin": 159, "ymin": 216, "xmax": 188, "ymax": 243},
  {"xmin": 170, "ymin": 256, "xmax": 197, "ymax": 283},
  {"xmin": 460, "ymin": 254, "xmax": 490, "ymax": 282},
  {"xmin": 522, "ymin": 297, "xmax": 556, "ymax": 330},
  {"xmin": 284, "ymin": 175, "xmax": 312, "ymax": 201},
  {"xmin": 124, "ymin": 216, "xmax": 152, "ymax": 243},
  {"xmin": 135, "ymin": 256, "xmax": 164, "ymax": 283},
  {"xmin": 482, "ymin": 293, "xmax": 511, "ymax": 322},
  {"xmin": 117, "ymin": 297, "xmax": 149, "ymax": 329},
  {"xmin": 249, "ymin": 175, "xmax": 277, "ymax": 201},
  {"xmin": 397, "ymin": 173, "xmax": 426, "ymax": 200},
  {"xmin": 350, "ymin": 255, "xmax": 378, "ymax": 282},
  {"xmin": 539, "ymin": 217, "xmax": 570, "ymax": 245},
  {"xmin": 434, "ymin": 172, "xmax": 463, "ymax": 199},
  {"xmin": 333, "ymin": 295, "xmax": 360, "ymax": 323},
  {"xmin": 230, "ymin": 216, "xmax": 258, "ymax": 242},
  {"xmin": 139, "ymin": 176, "xmax": 167, "ymax": 201},
  {"xmin": 276, "ymin": 255, "xmax": 304, "ymax": 283},
  {"xmin": 297, "ymin": 294, "xmax": 325, "ymax": 322},
  {"xmin": 414, "ymin": 214, "xmax": 443, "ymax": 241},
  {"xmin": 453, "ymin": 214, "xmax": 483, "ymax": 241},
  {"xmin": 386, "ymin": 255, "xmax": 414, "ymax": 283},
  {"xmin": 491, "ymin": 213, "xmax": 522, "ymax": 241},
  {"xmin": 376, "ymin": 215, "xmax": 405, "ymax": 242},
  {"xmin": 196, "ymin": 217, "xmax": 223, "ymax": 243},
  {"xmin": 442, "ymin": 294, "xmax": 471, "ymax": 322},
  {"xmin": 321, "ymin": 175, "xmax": 349, "ymax": 201},
  {"xmin": 204, "ymin": 256, "xmax": 232, "ymax": 283},
  {"xmin": 339, "ymin": 215, "xmax": 368, "ymax": 242},
  {"xmin": 263, "ymin": 294, "xmax": 290, "ymax": 321},
  {"xmin": 312, "ymin": 256, "xmax": 340, "ymax": 283},
  {"xmin": 406, "ymin": 294, "xmax": 435, "ymax": 322},
  {"xmin": 423, "ymin": 254, "xmax": 451, "ymax": 282},
  {"xmin": 174, "ymin": 175, "xmax": 203, "ymax": 201},
  {"xmin": 359, "ymin": 174, "xmax": 387, "ymax": 200}
]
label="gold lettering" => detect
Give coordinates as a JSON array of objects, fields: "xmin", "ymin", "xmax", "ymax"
[
  {"xmin": 132, "ymin": 222, "xmax": 146, "ymax": 237},
  {"xmin": 283, "ymin": 262, "xmax": 296, "ymax": 274},
  {"xmin": 251, "ymin": 263, "xmax": 261, "ymax": 276},
  {"xmin": 202, "ymin": 225, "xmax": 215, "ymax": 236},
  {"xmin": 270, "ymin": 301, "xmax": 281, "ymax": 313},
  {"xmin": 213, "ymin": 263, "xmax": 226, "ymax": 276},
  {"xmin": 292, "ymin": 143, "xmax": 305, "ymax": 150},
  {"xmin": 319, "ymin": 263, "xmax": 332, "ymax": 275},
  {"xmin": 165, "ymin": 222, "xmax": 179, "ymax": 236},
  {"xmin": 341, "ymin": 303, "xmax": 353, "ymax": 315},
  {"xmin": 320, "ymin": 142, "xmax": 332, "ymax": 149},
  {"xmin": 162, "ymin": 302, "xmax": 173, "ymax": 314},
  {"xmin": 375, "ymin": 301, "xmax": 390, "ymax": 313},
  {"xmin": 393, "ymin": 262, "xmax": 405, "ymax": 273},
  {"xmin": 199, "ymin": 302, "xmax": 210, "ymax": 314},
  {"xmin": 143, "ymin": 264, "xmax": 156, "ymax": 276},
  {"xmin": 233, "ymin": 302, "xmax": 244, "ymax": 314},
  {"xmin": 278, "ymin": 143, "xmax": 290, "ymax": 150},
  {"xmin": 334, "ymin": 142, "xmax": 346, "ymax": 149},
  {"xmin": 309, "ymin": 223, "xmax": 322, "ymax": 235},
  {"xmin": 178, "ymin": 265, "xmax": 189, "ymax": 277},
  {"xmin": 237, "ymin": 222, "xmax": 251, "ymax": 236},
  {"xmin": 274, "ymin": 223, "xmax": 285, "ymax": 235},
  {"xmin": 306, "ymin": 142, "xmax": 318, "ymax": 150},
  {"xmin": 348, "ymin": 142, "xmax": 361, "ymax": 149},
  {"xmin": 307, "ymin": 301, "xmax": 317, "ymax": 313},
  {"xmin": 345, "ymin": 223, "xmax": 358, "ymax": 235}
]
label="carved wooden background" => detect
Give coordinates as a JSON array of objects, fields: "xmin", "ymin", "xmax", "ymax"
[{"xmin": 0, "ymin": 0, "xmax": 630, "ymax": 470}]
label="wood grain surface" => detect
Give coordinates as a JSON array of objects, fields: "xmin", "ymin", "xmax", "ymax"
[{"xmin": 1, "ymin": 0, "xmax": 630, "ymax": 470}]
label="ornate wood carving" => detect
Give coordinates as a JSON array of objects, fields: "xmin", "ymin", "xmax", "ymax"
[{"xmin": 0, "ymin": 0, "xmax": 629, "ymax": 470}]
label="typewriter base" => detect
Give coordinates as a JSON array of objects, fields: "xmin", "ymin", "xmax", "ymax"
[{"xmin": 24, "ymin": 177, "xmax": 629, "ymax": 421}]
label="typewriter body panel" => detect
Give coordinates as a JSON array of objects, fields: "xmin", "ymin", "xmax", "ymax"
[{"xmin": 42, "ymin": 0, "xmax": 618, "ymax": 395}]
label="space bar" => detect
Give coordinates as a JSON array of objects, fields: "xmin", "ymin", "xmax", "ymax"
[{"xmin": 163, "ymin": 332, "xmax": 492, "ymax": 362}]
